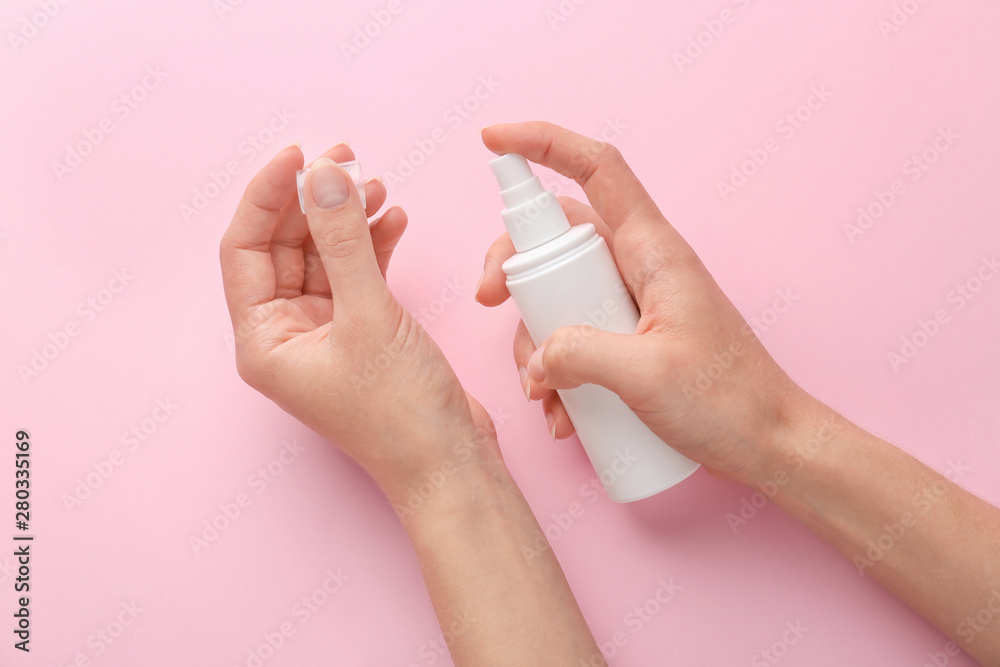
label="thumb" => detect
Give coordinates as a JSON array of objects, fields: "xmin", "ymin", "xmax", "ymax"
[
  {"xmin": 304, "ymin": 158, "xmax": 386, "ymax": 311},
  {"xmin": 526, "ymin": 325, "xmax": 650, "ymax": 401}
]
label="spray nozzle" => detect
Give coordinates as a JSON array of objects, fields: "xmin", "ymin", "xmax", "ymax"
[{"xmin": 490, "ymin": 153, "xmax": 570, "ymax": 253}]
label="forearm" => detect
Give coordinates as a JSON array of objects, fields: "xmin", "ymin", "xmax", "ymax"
[
  {"xmin": 748, "ymin": 392, "xmax": 1000, "ymax": 664},
  {"xmin": 384, "ymin": 449, "xmax": 603, "ymax": 667}
]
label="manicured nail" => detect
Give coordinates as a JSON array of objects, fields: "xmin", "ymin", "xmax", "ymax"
[
  {"xmin": 310, "ymin": 158, "xmax": 350, "ymax": 209},
  {"xmin": 369, "ymin": 175, "xmax": 383, "ymax": 184},
  {"xmin": 527, "ymin": 344, "xmax": 546, "ymax": 383},
  {"xmin": 545, "ymin": 412, "xmax": 557, "ymax": 440},
  {"xmin": 337, "ymin": 140, "xmax": 352, "ymax": 148},
  {"xmin": 282, "ymin": 141, "xmax": 302, "ymax": 152},
  {"xmin": 518, "ymin": 366, "xmax": 530, "ymax": 400}
]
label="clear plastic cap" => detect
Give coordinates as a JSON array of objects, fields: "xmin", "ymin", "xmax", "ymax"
[{"xmin": 297, "ymin": 160, "xmax": 366, "ymax": 213}]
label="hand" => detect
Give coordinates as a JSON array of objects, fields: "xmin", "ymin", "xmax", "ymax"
[
  {"xmin": 476, "ymin": 122, "xmax": 807, "ymax": 484},
  {"xmin": 220, "ymin": 143, "xmax": 501, "ymax": 500}
]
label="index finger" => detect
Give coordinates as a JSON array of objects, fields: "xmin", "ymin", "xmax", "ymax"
[
  {"xmin": 220, "ymin": 144, "xmax": 303, "ymax": 328},
  {"xmin": 481, "ymin": 121, "xmax": 664, "ymax": 234}
]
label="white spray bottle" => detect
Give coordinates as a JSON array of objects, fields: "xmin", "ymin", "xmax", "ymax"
[{"xmin": 489, "ymin": 153, "xmax": 700, "ymax": 502}]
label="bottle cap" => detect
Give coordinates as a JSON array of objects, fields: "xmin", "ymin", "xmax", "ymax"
[{"xmin": 297, "ymin": 160, "xmax": 366, "ymax": 213}]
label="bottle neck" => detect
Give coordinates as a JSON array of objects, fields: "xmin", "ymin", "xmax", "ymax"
[
  {"xmin": 501, "ymin": 189, "xmax": 572, "ymax": 252},
  {"xmin": 502, "ymin": 223, "xmax": 598, "ymax": 280}
]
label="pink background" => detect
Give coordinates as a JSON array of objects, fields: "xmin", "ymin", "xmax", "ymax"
[{"xmin": 2, "ymin": 0, "xmax": 998, "ymax": 664}]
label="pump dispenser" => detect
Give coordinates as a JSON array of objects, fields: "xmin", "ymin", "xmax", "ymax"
[
  {"xmin": 489, "ymin": 153, "xmax": 700, "ymax": 502},
  {"xmin": 491, "ymin": 154, "xmax": 570, "ymax": 251}
]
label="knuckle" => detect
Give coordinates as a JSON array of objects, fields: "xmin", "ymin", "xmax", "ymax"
[
  {"xmin": 317, "ymin": 228, "xmax": 366, "ymax": 261},
  {"xmin": 546, "ymin": 329, "xmax": 580, "ymax": 368},
  {"xmin": 570, "ymin": 141, "xmax": 619, "ymax": 184},
  {"xmin": 320, "ymin": 238, "xmax": 361, "ymax": 261},
  {"xmin": 597, "ymin": 141, "xmax": 622, "ymax": 164}
]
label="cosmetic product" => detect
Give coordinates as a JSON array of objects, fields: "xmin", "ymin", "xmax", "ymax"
[{"xmin": 490, "ymin": 153, "xmax": 700, "ymax": 502}]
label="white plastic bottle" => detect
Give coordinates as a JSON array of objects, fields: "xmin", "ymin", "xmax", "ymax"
[{"xmin": 489, "ymin": 153, "xmax": 700, "ymax": 502}]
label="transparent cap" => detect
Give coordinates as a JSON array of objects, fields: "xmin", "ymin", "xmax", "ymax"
[{"xmin": 297, "ymin": 160, "xmax": 366, "ymax": 213}]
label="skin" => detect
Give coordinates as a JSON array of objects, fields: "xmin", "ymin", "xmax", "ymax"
[{"xmin": 221, "ymin": 124, "xmax": 1000, "ymax": 666}]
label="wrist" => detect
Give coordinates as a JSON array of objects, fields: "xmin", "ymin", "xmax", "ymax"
[
  {"xmin": 377, "ymin": 431, "xmax": 511, "ymax": 521},
  {"xmin": 733, "ymin": 385, "xmax": 838, "ymax": 489},
  {"xmin": 387, "ymin": 459, "xmax": 515, "ymax": 529}
]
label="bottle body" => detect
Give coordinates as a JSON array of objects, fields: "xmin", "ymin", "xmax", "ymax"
[{"xmin": 503, "ymin": 223, "xmax": 700, "ymax": 502}]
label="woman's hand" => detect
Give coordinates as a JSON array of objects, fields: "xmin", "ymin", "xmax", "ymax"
[
  {"xmin": 220, "ymin": 142, "xmax": 607, "ymax": 667},
  {"xmin": 476, "ymin": 122, "xmax": 807, "ymax": 484},
  {"xmin": 220, "ymin": 143, "xmax": 501, "ymax": 500}
]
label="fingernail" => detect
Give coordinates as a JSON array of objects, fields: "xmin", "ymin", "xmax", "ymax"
[
  {"xmin": 310, "ymin": 158, "xmax": 350, "ymax": 209},
  {"xmin": 474, "ymin": 270, "xmax": 485, "ymax": 301},
  {"xmin": 337, "ymin": 140, "xmax": 352, "ymax": 148},
  {"xmin": 370, "ymin": 175, "xmax": 383, "ymax": 184},
  {"xmin": 527, "ymin": 344, "xmax": 545, "ymax": 383},
  {"xmin": 545, "ymin": 412, "xmax": 557, "ymax": 440},
  {"xmin": 282, "ymin": 141, "xmax": 302, "ymax": 152},
  {"xmin": 518, "ymin": 366, "xmax": 530, "ymax": 400}
]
